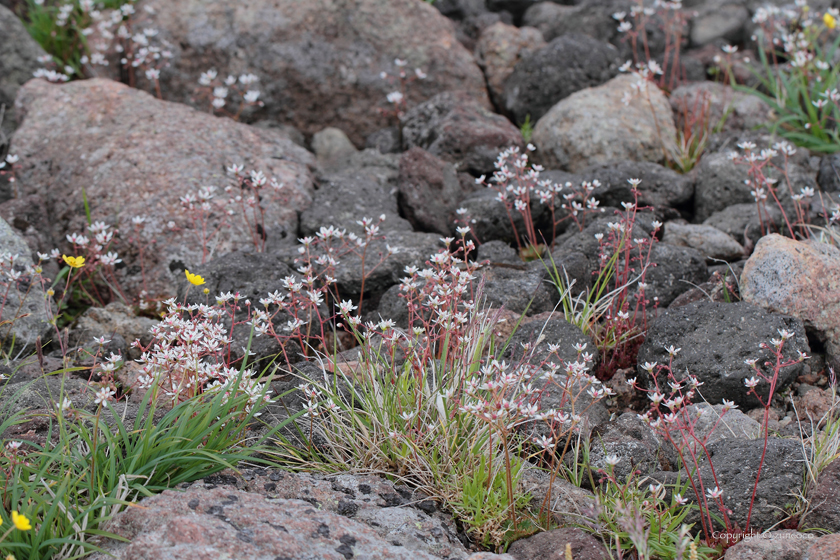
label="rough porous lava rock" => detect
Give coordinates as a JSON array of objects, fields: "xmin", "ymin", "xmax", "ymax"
[
  {"xmin": 217, "ymin": 469, "xmax": 478, "ymax": 559},
  {"xmin": 505, "ymin": 316, "xmax": 609, "ymax": 434},
  {"xmin": 801, "ymin": 458, "xmax": 840, "ymax": 532},
  {"xmin": 300, "ymin": 150, "xmax": 410, "ymax": 237},
  {"xmin": 328, "ymin": 231, "xmax": 444, "ymax": 297},
  {"xmin": 503, "ymin": 34, "xmax": 620, "ymax": 126},
  {"xmin": 401, "ymin": 91, "xmax": 523, "ymax": 175},
  {"xmin": 518, "ymin": 463, "xmax": 595, "ymax": 527},
  {"xmin": 130, "ymin": 0, "xmax": 490, "ymax": 146},
  {"xmin": 532, "ymin": 75, "xmax": 677, "ymax": 172},
  {"xmin": 0, "ymin": 218, "xmax": 52, "ymax": 350},
  {"xmin": 670, "ymin": 82, "xmax": 771, "ymax": 134},
  {"xmin": 479, "ymin": 262, "xmax": 557, "ymax": 316},
  {"xmin": 398, "ymin": 147, "xmax": 472, "ymax": 235},
  {"xmin": 741, "ymin": 235, "xmax": 840, "ymax": 364},
  {"xmin": 12, "ymin": 78, "xmax": 315, "ymax": 297},
  {"xmin": 663, "ymin": 222, "xmax": 745, "ymax": 262},
  {"xmin": 724, "ymin": 530, "xmax": 816, "ymax": 560},
  {"xmin": 703, "ymin": 202, "xmax": 786, "ymax": 248},
  {"xmin": 69, "ymin": 302, "xmax": 158, "ymax": 361},
  {"xmin": 0, "ymin": 4, "xmax": 46, "ymax": 139},
  {"xmin": 475, "ymin": 22, "xmax": 546, "ymax": 109},
  {"xmin": 89, "ymin": 483, "xmax": 509, "ymax": 560},
  {"xmin": 654, "ymin": 438, "xmax": 806, "ymax": 532},
  {"xmin": 580, "ymin": 160, "xmax": 694, "ymax": 209},
  {"xmin": 588, "ymin": 412, "xmax": 673, "ymax": 481},
  {"xmin": 693, "ymin": 149, "xmax": 815, "ymax": 222},
  {"xmin": 637, "ymin": 301, "xmax": 809, "ymax": 409},
  {"xmin": 805, "ymin": 533, "xmax": 840, "ymax": 560},
  {"xmin": 642, "ymin": 243, "xmax": 709, "ymax": 308},
  {"xmin": 507, "ymin": 528, "xmax": 610, "ymax": 560}
]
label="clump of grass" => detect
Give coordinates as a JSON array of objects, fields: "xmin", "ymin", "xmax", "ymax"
[{"xmin": 0, "ymin": 367, "xmax": 279, "ymax": 559}]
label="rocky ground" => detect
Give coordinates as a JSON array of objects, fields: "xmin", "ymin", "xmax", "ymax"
[{"xmin": 2, "ymin": 0, "xmax": 840, "ymax": 559}]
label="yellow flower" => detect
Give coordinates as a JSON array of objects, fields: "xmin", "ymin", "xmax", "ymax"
[
  {"xmin": 62, "ymin": 255, "xmax": 85, "ymax": 269},
  {"xmin": 184, "ymin": 270, "xmax": 205, "ymax": 286},
  {"xmin": 825, "ymin": 13, "xmax": 837, "ymax": 29},
  {"xmin": 6, "ymin": 554, "xmax": 15, "ymax": 560},
  {"xmin": 11, "ymin": 511, "xmax": 31, "ymax": 531}
]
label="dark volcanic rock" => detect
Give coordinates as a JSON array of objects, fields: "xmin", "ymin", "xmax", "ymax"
[
  {"xmin": 504, "ymin": 34, "xmax": 620, "ymax": 125},
  {"xmin": 637, "ymin": 300, "xmax": 809, "ymax": 409},
  {"xmin": 129, "ymin": 0, "xmax": 490, "ymax": 146},
  {"xmin": 401, "ymin": 91, "xmax": 524, "ymax": 175},
  {"xmin": 398, "ymin": 147, "xmax": 472, "ymax": 234}
]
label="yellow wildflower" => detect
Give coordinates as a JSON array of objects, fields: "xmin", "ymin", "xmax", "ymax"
[
  {"xmin": 6, "ymin": 554, "xmax": 15, "ymax": 560},
  {"xmin": 62, "ymin": 255, "xmax": 85, "ymax": 269},
  {"xmin": 11, "ymin": 511, "xmax": 31, "ymax": 531},
  {"xmin": 825, "ymin": 13, "xmax": 837, "ymax": 29},
  {"xmin": 184, "ymin": 270, "xmax": 205, "ymax": 286}
]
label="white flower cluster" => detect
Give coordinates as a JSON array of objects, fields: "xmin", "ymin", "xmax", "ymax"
[{"xmin": 134, "ymin": 298, "xmax": 270, "ymax": 410}]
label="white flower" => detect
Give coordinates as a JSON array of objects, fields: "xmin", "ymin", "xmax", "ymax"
[
  {"xmin": 744, "ymin": 376, "xmax": 760, "ymax": 389},
  {"xmin": 707, "ymin": 486, "xmax": 723, "ymax": 500},
  {"xmin": 605, "ymin": 454, "xmax": 620, "ymax": 466},
  {"xmin": 386, "ymin": 91, "xmax": 404, "ymax": 104},
  {"xmin": 94, "ymin": 387, "xmax": 115, "ymax": 405},
  {"xmin": 243, "ymin": 90, "xmax": 260, "ymax": 103}
]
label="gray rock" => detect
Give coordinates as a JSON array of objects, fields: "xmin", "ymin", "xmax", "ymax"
[
  {"xmin": 397, "ymin": 147, "xmax": 474, "ymax": 235},
  {"xmin": 13, "ymin": 79, "xmax": 315, "ymax": 297},
  {"xmin": 129, "ymin": 0, "xmax": 490, "ymax": 147},
  {"xmin": 365, "ymin": 127, "xmax": 401, "ymax": 154},
  {"xmin": 401, "ymin": 91, "xmax": 523, "ymax": 175},
  {"xmin": 479, "ymin": 262, "xmax": 558, "ymax": 316},
  {"xmin": 670, "ymin": 81, "xmax": 771, "ymax": 134},
  {"xmin": 332, "ymin": 230, "xmax": 443, "ymax": 297},
  {"xmin": 654, "ymin": 438, "xmax": 807, "ymax": 532},
  {"xmin": 89, "ymin": 483, "xmax": 501, "ymax": 560},
  {"xmin": 503, "ymin": 34, "xmax": 620, "ymax": 125},
  {"xmin": 703, "ymin": 202, "xmax": 786, "ymax": 248},
  {"xmin": 637, "ymin": 300, "xmax": 809, "ymax": 409},
  {"xmin": 690, "ymin": 0, "xmax": 750, "ymax": 47},
  {"xmin": 0, "ymin": 217, "xmax": 52, "ymax": 351},
  {"xmin": 817, "ymin": 153, "xmax": 840, "ymax": 192},
  {"xmin": 300, "ymin": 150, "xmax": 411, "ymax": 237},
  {"xmin": 694, "ymin": 149, "xmax": 815, "ymax": 222},
  {"xmin": 478, "ymin": 240, "xmax": 519, "ymax": 264},
  {"xmin": 454, "ymin": 188, "xmax": 550, "ymax": 246},
  {"xmin": 505, "ymin": 316, "xmax": 596, "ymax": 368},
  {"xmin": 724, "ymin": 530, "xmax": 815, "ymax": 560},
  {"xmin": 69, "ymin": 302, "xmax": 158, "ymax": 361},
  {"xmin": 521, "ymin": 3, "xmax": 573, "ymax": 39},
  {"xmin": 663, "ymin": 222, "xmax": 745, "ymax": 262},
  {"xmin": 683, "ymin": 403, "xmax": 761, "ymax": 447},
  {"xmin": 175, "ymin": 251, "xmax": 300, "ymax": 365},
  {"xmin": 799, "ymin": 458, "xmax": 840, "ymax": 532},
  {"xmin": 312, "ymin": 127, "xmax": 358, "ymax": 171},
  {"xmin": 507, "ymin": 527, "xmax": 610, "ymax": 560},
  {"xmin": 475, "ymin": 21, "xmax": 546, "ymax": 109},
  {"xmin": 530, "ymin": 0, "xmax": 669, "ymax": 61},
  {"xmin": 589, "ymin": 412, "xmax": 674, "ymax": 481},
  {"xmin": 581, "ymin": 160, "xmax": 695, "ymax": 209},
  {"xmin": 518, "ymin": 462, "xmax": 596, "ymax": 527},
  {"xmin": 0, "ymin": 4, "xmax": 46, "ymax": 140},
  {"xmin": 741, "ymin": 235, "xmax": 840, "ymax": 368},
  {"xmin": 641, "ymin": 242, "xmax": 709, "ymax": 308},
  {"xmin": 533, "ymin": 75, "xmax": 677, "ymax": 173},
  {"xmin": 505, "ymin": 316, "xmax": 609, "ymax": 435}
]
